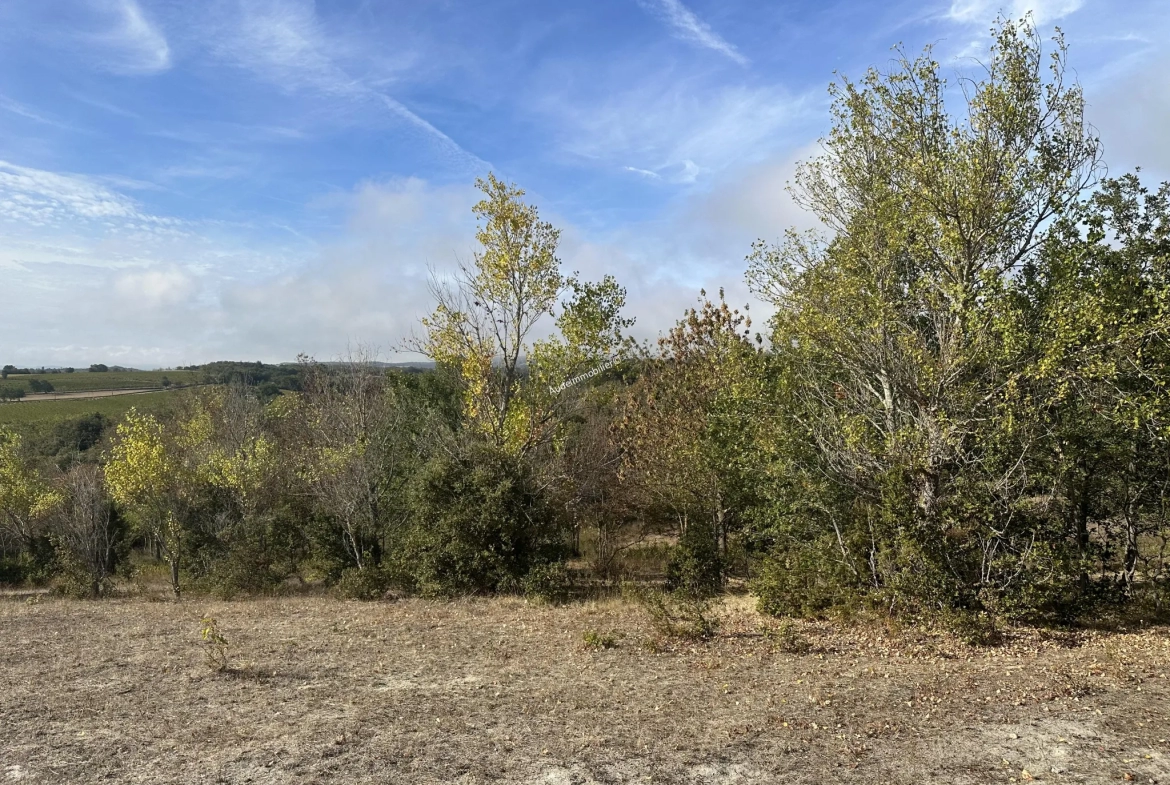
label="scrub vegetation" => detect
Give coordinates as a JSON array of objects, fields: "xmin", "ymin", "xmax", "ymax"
[{"xmin": 2, "ymin": 19, "xmax": 1169, "ymax": 783}]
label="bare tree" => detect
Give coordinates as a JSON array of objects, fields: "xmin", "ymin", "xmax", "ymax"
[
  {"xmin": 294, "ymin": 349, "xmax": 413, "ymax": 572},
  {"xmin": 54, "ymin": 464, "xmax": 121, "ymax": 596}
]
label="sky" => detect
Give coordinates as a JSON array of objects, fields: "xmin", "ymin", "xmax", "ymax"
[{"xmin": 0, "ymin": 0, "xmax": 1168, "ymax": 367}]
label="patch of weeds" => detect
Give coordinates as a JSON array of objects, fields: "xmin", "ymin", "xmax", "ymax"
[
  {"xmin": 522, "ymin": 562, "xmax": 572, "ymax": 604},
  {"xmin": 1037, "ymin": 628, "xmax": 1083, "ymax": 648},
  {"xmin": 582, "ymin": 629, "xmax": 619, "ymax": 650},
  {"xmin": 626, "ymin": 584, "xmax": 719, "ymax": 641},
  {"xmin": 199, "ymin": 616, "xmax": 230, "ymax": 672},
  {"xmin": 334, "ymin": 566, "xmax": 392, "ymax": 600},
  {"xmin": 639, "ymin": 636, "xmax": 666, "ymax": 653},
  {"xmin": 761, "ymin": 619, "xmax": 811, "ymax": 654},
  {"xmin": 945, "ymin": 609, "xmax": 1002, "ymax": 647}
]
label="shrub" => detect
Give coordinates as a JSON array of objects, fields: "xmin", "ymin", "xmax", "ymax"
[
  {"xmin": 521, "ymin": 561, "xmax": 572, "ymax": 603},
  {"xmin": 335, "ymin": 565, "xmax": 393, "ymax": 600},
  {"xmin": 49, "ymin": 465, "xmax": 126, "ymax": 597},
  {"xmin": 582, "ymin": 629, "xmax": 618, "ymax": 650},
  {"xmin": 752, "ymin": 541, "xmax": 863, "ymax": 618},
  {"xmin": 665, "ymin": 521, "xmax": 723, "ymax": 598},
  {"xmin": 191, "ymin": 511, "xmax": 308, "ymax": 599},
  {"xmin": 945, "ymin": 609, "xmax": 1002, "ymax": 647},
  {"xmin": 394, "ymin": 440, "xmax": 568, "ymax": 597},
  {"xmin": 199, "ymin": 616, "xmax": 230, "ymax": 672},
  {"xmin": 761, "ymin": 619, "xmax": 812, "ymax": 654},
  {"xmin": 628, "ymin": 584, "xmax": 719, "ymax": 641}
]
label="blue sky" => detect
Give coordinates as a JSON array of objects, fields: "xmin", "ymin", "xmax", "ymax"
[{"xmin": 1, "ymin": 0, "xmax": 1168, "ymax": 366}]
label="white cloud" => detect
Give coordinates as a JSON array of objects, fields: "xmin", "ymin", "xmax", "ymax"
[
  {"xmin": 114, "ymin": 267, "xmax": 197, "ymax": 308},
  {"xmin": 0, "ymin": 160, "xmax": 148, "ymax": 225},
  {"xmin": 639, "ymin": 0, "xmax": 748, "ymax": 66},
  {"xmin": 0, "ymin": 95, "xmax": 69, "ymax": 128},
  {"xmin": 549, "ymin": 80, "xmax": 810, "ymax": 182},
  {"xmin": 209, "ymin": 0, "xmax": 488, "ymax": 173},
  {"xmin": 0, "ymin": 166, "xmax": 799, "ymax": 366},
  {"xmin": 0, "ymin": 175, "xmax": 478, "ymax": 365},
  {"xmin": 947, "ymin": 0, "xmax": 1084, "ymax": 25},
  {"xmin": 90, "ymin": 0, "xmax": 171, "ymax": 74},
  {"xmin": 624, "ymin": 166, "xmax": 662, "ymax": 179},
  {"xmin": 1090, "ymin": 55, "xmax": 1170, "ymax": 179}
]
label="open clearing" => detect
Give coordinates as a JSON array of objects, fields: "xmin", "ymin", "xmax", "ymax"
[
  {"xmin": 22, "ymin": 388, "xmax": 181, "ymax": 402},
  {"xmin": 0, "ymin": 390, "xmax": 178, "ymax": 425},
  {"xmin": 0, "ymin": 597, "xmax": 1167, "ymax": 785},
  {"xmin": 0, "ymin": 370, "xmax": 202, "ymax": 394}
]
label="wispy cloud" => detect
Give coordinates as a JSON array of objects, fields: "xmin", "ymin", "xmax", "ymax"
[
  {"xmin": 0, "ymin": 160, "xmax": 181, "ymax": 229},
  {"xmin": 946, "ymin": 0, "xmax": 1084, "ymax": 26},
  {"xmin": 91, "ymin": 0, "xmax": 171, "ymax": 74},
  {"xmin": 0, "ymin": 95, "xmax": 53, "ymax": 124},
  {"xmin": 66, "ymin": 91, "xmax": 141, "ymax": 119},
  {"xmin": 213, "ymin": 0, "xmax": 488, "ymax": 173},
  {"xmin": 550, "ymin": 80, "xmax": 808, "ymax": 183},
  {"xmin": 640, "ymin": 0, "xmax": 747, "ymax": 66},
  {"xmin": 624, "ymin": 166, "xmax": 662, "ymax": 179}
]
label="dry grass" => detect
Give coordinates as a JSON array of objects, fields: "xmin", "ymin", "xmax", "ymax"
[{"xmin": 1, "ymin": 595, "xmax": 1168, "ymax": 784}]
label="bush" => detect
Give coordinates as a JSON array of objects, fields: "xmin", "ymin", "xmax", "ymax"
[
  {"xmin": 665, "ymin": 521, "xmax": 723, "ymax": 598},
  {"xmin": 335, "ymin": 565, "xmax": 393, "ymax": 600},
  {"xmin": 0, "ymin": 537, "xmax": 57, "ymax": 587},
  {"xmin": 50, "ymin": 465, "xmax": 127, "ymax": 597},
  {"xmin": 761, "ymin": 619, "xmax": 812, "ymax": 654},
  {"xmin": 944, "ymin": 609, "xmax": 1002, "ymax": 647},
  {"xmin": 191, "ymin": 511, "xmax": 307, "ymax": 599},
  {"xmin": 582, "ymin": 629, "xmax": 619, "ymax": 650},
  {"xmin": 520, "ymin": 561, "xmax": 572, "ymax": 603},
  {"xmin": 627, "ymin": 583, "xmax": 719, "ymax": 641},
  {"xmin": 752, "ymin": 539, "xmax": 864, "ymax": 618},
  {"xmin": 393, "ymin": 440, "xmax": 568, "ymax": 597}
]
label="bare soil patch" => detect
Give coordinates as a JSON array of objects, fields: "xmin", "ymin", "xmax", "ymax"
[{"xmin": 0, "ymin": 596, "xmax": 1167, "ymax": 784}]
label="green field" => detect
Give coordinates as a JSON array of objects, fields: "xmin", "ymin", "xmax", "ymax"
[
  {"xmin": 0, "ymin": 369, "xmax": 202, "ymax": 393},
  {"xmin": 0, "ymin": 390, "xmax": 179, "ymax": 425}
]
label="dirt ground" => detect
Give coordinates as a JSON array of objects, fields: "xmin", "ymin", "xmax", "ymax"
[{"xmin": 0, "ymin": 596, "xmax": 1167, "ymax": 784}]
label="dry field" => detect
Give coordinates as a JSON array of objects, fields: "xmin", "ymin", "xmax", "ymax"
[{"xmin": 1, "ymin": 596, "xmax": 1167, "ymax": 785}]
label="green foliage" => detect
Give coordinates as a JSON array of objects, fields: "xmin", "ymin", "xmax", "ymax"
[
  {"xmin": 0, "ymin": 538, "xmax": 57, "ymax": 586},
  {"xmin": 752, "ymin": 545, "xmax": 864, "ymax": 619},
  {"xmin": 2, "ymin": 21, "xmax": 1168, "ymax": 630},
  {"xmin": 742, "ymin": 17, "xmax": 1170, "ymax": 622},
  {"xmin": 394, "ymin": 439, "xmax": 568, "ymax": 597},
  {"xmin": 520, "ymin": 561, "xmax": 572, "ymax": 603},
  {"xmin": 761, "ymin": 619, "xmax": 812, "ymax": 654},
  {"xmin": 49, "ymin": 465, "xmax": 127, "ymax": 597},
  {"xmin": 582, "ymin": 629, "xmax": 618, "ymax": 650},
  {"xmin": 418, "ymin": 173, "xmax": 635, "ymax": 455},
  {"xmin": 665, "ymin": 521, "xmax": 723, "ymax": 598},
  {"xmin": 945, "ymin": 609, "xmax": 1003, "ymax": 647},
  {"xmin": 0, "ymin": 391, "xmax": 175, "ymax": 426},
  {"xmin": 627, "ymin": 583, "xmax": 719, "ymax": 641},
  {"xmin": 0, "ymin": 370, "xmax": 200, "ymax": 394},
  {"xmin": 334, "ymin": 565, "xmax": 393, "ymax": 600},
  {"xmin": 192, "ymin": 510, "xmax": 307, "ymax": 599},
  {"xmin": 199, "ymin": 616, "xmax": 230, "ymax": 672}
]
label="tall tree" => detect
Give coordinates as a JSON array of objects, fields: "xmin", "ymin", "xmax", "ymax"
[
  {"xmin": 746, "ymin": 18, "xmax": 1105, "ymax": 612},
  {"xmin": 0, "ymin": 429, "xmax": 60, "ymax": 557},
  {"xmin": 616, "ymin": 291, "xmax": 763, "ymax": 592},
  {"xmin": 417, "ymin": 173, "xmax": 633, "ymax": 455}
]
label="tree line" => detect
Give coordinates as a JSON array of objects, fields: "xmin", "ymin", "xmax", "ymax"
[{"xmin": 1, "ymin": 19, "xmax": 1168, "ymax": 624}]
